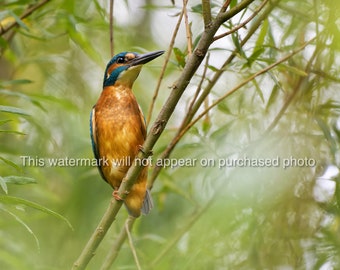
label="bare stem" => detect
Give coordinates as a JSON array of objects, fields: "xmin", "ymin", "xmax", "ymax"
[
  {"xmin": 183, "ymin": 0, "xmax": 193, "ymax": 56},
  {"xmin": 182, "ymin": 37, "xmax": 317, "ymax": 140},
  {"xmin": 125, "ymin": 217, "xmax": 141, "ymax": 270},
  {"xmin": 72, "ymin": 199, "xmax": 123, "ymax": 270},
  {"xmin": 109, "ymin": 0, "xmax": 115, "ymax": 56},
  {"xmin": 202, "ymin": 0, "xmax": 212, "ymax": 28},
  {"xmin": 146, "ymin": 3, "xmax": 186, "ymax": 126},
  {"xmin": 214, "ymin": 0, "xmax": 269, "ymax": 41},
  {"xmin": 100, "ymin": 216, "xmax": 136, "ymax": 270},
  {"xmin": 149, "ymin": 0, "xmax": 276, "ymax": 186}
]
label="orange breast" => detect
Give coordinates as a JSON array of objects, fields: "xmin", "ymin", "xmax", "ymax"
[{"xmin": 94, "ymin": 85, "xmax": 146, "ymax": 188}]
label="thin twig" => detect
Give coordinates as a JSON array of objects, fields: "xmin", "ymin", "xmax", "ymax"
[
  {"xmin": 149, "ymin": 0, "xmax": 277, "ymax": 187},
  {"xmin": 109, "ymin": 0, "xmax": 115, "ymax": 56},
  {"xmin": 72, "ymin": 1, "xmax": 258, "ymax": 269},
  {"xmin": 202, "ymin": 0, "xmax": 212, "ymax": 28},
  {"xmin": 125, "ymin": 217, "xmax": 141, "ymax": 270},
  {"xmin": 213, "ymin": 0, "xmax": 269, "ymax": 41},
  {"xmin": 217, "ymin": 0, "xmax": 255, "ymax": 24},
  {"xmin": 0, "ymin": 0, "xmax": 51, "ymax": 36},
  {"xmin": 181, "ymin": 37, "xmax": 316, "ymax": 141},
  {"xmin": 183, "ymin": 0, "xmax": 193, "ymax": 56},
  {"xmin": 220, "ymin": 0, "xmax": 232, "ymax": 13},
  {"xmin": 146, "ymin": 3, "xmax": 187, "ymax": 126},
  {"xmin": 264, "ymin": 38, "xmax": 319, "ymax": 134},
  {"xmin": 148, "ymin": 205, "xmax": 210, "ymax": 269},
  {"xmin": 100, "ymin": 217, "xmax": 136, "ymax": 270},
  {"xmin": 149, "ymin": 175, "xmax": 229, "ymax": 269},
  {"xmin": 72, "ymin": 198, "xmax": 123, "ymax": 270},
  {"xmin": 186, "ymin": 53, "xmax": 210, "ymax": 116}
]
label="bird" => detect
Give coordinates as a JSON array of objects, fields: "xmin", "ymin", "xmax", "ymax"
[{"xmin": 90, "ymin": 50, "xmax": 164, "ymax": 217}]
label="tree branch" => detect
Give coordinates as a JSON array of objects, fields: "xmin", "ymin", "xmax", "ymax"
[
  {"xmin": 214, "ymin": 0, "xmax": 269, "ymax": 41},
  {"xmin": 202, "ymin": 0, "xmax": 212, "ymax": 28},
  {"xmin": 72, "ymin": 1, "xmax": 258, "ymax": 269},
  {"xmin": 182, "ymin": 37, "xmax": 317, "ymax": 140},
  {"xmin": 149, "ymin": 0, "xmax": 278, "ymax": 186},
  {"xmin": 0, "ymin": 0, "xmax": 51, "ymax": 36}
]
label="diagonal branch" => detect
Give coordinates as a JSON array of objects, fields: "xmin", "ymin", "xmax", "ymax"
[
  {"xmin": 202, "ymin": 0, "xmax": 212, "ymax": 28},
  {"xmin": 0, "ymin": 0, "xmax": 51, "ymax": 36},
  {"xmin": 214, "ymin": 0, "xmax": 269, "ymax": 41},
  {"xmin": 180, "ymin": 37, "xmax": 317, "ymax": 142},
  {"xmin": 72, "ymin": 1, "xmax": 257, "ymax": 269},
  {"xmin": 149, "ymin": 0, "xmax": 278, "ymax": 186},
  {"xmin": 146, "ymin": 1, "xmax": 187, "ymax": 126}
]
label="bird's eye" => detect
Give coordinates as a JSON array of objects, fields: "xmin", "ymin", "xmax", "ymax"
[{"xmin": 117, "ymin": 57, "xmax": 125, "ymax": 64}]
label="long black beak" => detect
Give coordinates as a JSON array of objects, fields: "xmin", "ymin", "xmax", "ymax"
[{"xmin": 130, "ymin": 50, "xmax": 164, "ymax": 67}]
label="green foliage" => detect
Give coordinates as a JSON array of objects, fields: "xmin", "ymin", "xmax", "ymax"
[{"xmin": 1, "ymin": 0, "xmax": 340, "ymax": 269}]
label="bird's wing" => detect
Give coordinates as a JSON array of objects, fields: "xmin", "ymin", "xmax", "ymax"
[{"xmin": 90, "ymin": 107, "xmax": 106, "ymax": 181}]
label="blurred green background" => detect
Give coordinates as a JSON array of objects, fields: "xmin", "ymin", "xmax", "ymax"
[{"xmin": 1, "ymin": 0, "xmax": 340, "ymax": 269}]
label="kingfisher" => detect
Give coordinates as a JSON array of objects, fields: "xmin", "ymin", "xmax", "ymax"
[{"xmin": 90, "ymin": 50, "xmax": 164, "ymax": 217}]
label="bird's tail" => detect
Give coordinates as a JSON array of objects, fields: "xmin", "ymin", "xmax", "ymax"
[{"xmin": 141, "ymin": 189, "xmax": 153, "ymax": 215}]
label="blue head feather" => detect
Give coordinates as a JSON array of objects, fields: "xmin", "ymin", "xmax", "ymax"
[
  {"xmin": 102, "ymin": 50, "xmax": 164, "ymax": 87},
  {"xmin": 103, "ymin": 52, "xmax": 136, "ymax": 87}
]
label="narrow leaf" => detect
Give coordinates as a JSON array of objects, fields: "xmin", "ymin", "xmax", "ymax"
[
  {"xmin": 0, "ymin": 105, "xmax": 30, "ymax": 116},
  {"xmin": 278, "ymin": 64, "xmax": 308, "ymax": 77},
  {"xmin": 173, "ymin": 47, "xmax": 186, "ymax": 68},
  {"xmin": 0, "ymin": 130, "xmax": 26, "ymax": 135},
  {"xmin": 0, "ymin": 156, "xmax": 20, "ymax": 170},
  {"xmin": 0, "ymin": 195, "xmax": 74, "ymax": 230},
  {"xmin": 0, "ymin": 79, "xmax": 33, "ymax": 86},
  {"xmin": 0, "ymin": 176, "xmax": 8, "ymax": 194},
  {"xmin": 0, "ymin": 119, "xmax": 11, "ymax": 126},
  {"xmin": 3, "ymin": 176, "xmax": 37, "ymax": 185},
  {"xmin": 8, "ymin": 10, "xmax": 29, "ymax": 31},
  {"xmin": 1, "ymin": 208, "xmax": 40, "ymax": 250}
]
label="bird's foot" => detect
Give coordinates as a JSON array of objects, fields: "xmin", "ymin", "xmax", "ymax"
[
  {"xmin": 138, "ymin": 145, "xmax": 153, "ymax": 157},
  {"xmin": 112, "ymin": 190, "xmax": 123, "ymax": 201}
]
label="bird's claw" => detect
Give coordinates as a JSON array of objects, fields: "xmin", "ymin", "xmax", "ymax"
[{"xmin": 112, "ymin": 190, "xmax": 123, "ymax": 201}]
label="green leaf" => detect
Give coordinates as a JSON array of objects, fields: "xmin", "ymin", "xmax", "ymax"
[
  {"xmin": 278, "ymin": 64, "xmax": 308, "ymax": 77},
  {"xmin": 0, "ymin": 176, "xmax": 8, "ymax": 194},
  {"xmin": 255, "ymin": 19, "xmax": 268, "ymax": 50},
  {"xmin": 0, "ymin": 79, "xmax": 33, "ymax": 86},
  {"xmin": 252, "ymin": 79, "xmax": 264, "ymax": 103},
  {"xmin": 0, "ymin": 90, "xmax": 46, "ymax": 111},
  {"xmin": 230, "ymin": 0, "xmax": 237, "ymax": 9},
  {"xmin": 232, "ymin": 32, "xmax": 246, "ymax": 59},
  {"xmin": 8, "ymin": 10, "xmax": 29, "ymax": 31},
  {"xmin": 0, "ymin": 119, "xmax": 11, "ymax": 126},
  {"xmin": 207, "ymin": 64, "xmax": 219, "ymax": 72},
  {"xmin": 265, "ymin": 85, "xmax": 280, "ymax": 112},
  {"xmin": 315, "ymin": 117, "xmax": 337, "ymax": 154},
  {"xmin": 0, "ymin": 156, "xmax": 20, "ymax": 170},
  {"xmin": 0, "ymin": 130, "xmax": 26, "ymax": 135},
  {"xmin": 0, "ymin": 36, "xmax": 7, "ymax": 49},
  {"xmin": 0, "ymin": 105, "xmax": 30, "ymax": 116},
  {"xmin": 0, "ymin": 195, "xmax": 74, "ymax": 230},
  {"xmin": 1, "ymin": 208, "xmax": 40, "ymax": 251},
  {"xmin": 245, "ymin": 47, "xmax": 265, "ymax": 67},
  {"xmin": 173, "ymin": 47, "xmax": 186, "ymax": 68},
  {"xmin": 217, "ymin": 102, "xmax": 232, "ymax": 115},
  {"xmin": 191, "ymin": 4, "xmax": 203, "ymax": 14},
  {"xmin": 3, "ymin": 176, "xmax": 37, "ymax": 185}
]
